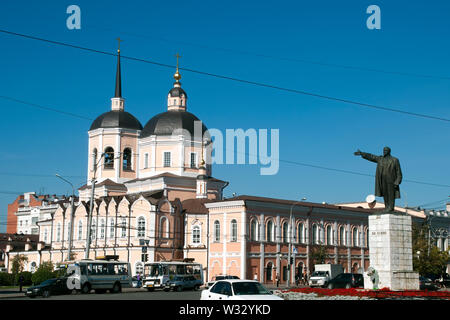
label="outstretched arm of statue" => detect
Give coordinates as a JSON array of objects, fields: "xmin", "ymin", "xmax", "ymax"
[{"xmin": 355, "ymin": 150, "xmax": 379, "ymax": 163}]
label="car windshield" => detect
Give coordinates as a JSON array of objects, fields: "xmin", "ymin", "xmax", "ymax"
[
  {"xmin": 232, "ymin": 282, "xmax": 271, "ymax": 295},
  {"xmin": 215, "ymin": 276, "xmax": 226, "ymax": 280},
  {"xmin": 40, "ymin": 279, "xmax": 56, "ymax": 286},
  {"xmin": 311, "ymin": 271, "xmax": 328, "ymax": 277}
]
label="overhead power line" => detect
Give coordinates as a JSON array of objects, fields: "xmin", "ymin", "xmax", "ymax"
[
  {"xmin": 90, "ymin": 25, "xmax": 450, "ymax": 81},
  {"xmin": 1, "ymin": 29, "xmax": 449, "ymax": 124}
]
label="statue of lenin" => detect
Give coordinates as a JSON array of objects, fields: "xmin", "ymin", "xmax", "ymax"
[{"xmin": 354, "ymin": 147, "xmax": 402, "ymax": 212}]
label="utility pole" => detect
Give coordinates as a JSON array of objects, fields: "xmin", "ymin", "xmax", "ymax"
[
  {"xmin": 85, "ymin": 153, "xmax": 105, "ymax": 259},
  {"xmin": 56, "ymin": 174, "xmax": 75, "ymax": 261},
  {"xmin": 287, "ymin": 199, "xmax": 302, "ymax": 288}
]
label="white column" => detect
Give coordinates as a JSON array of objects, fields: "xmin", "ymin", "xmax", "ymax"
[
  {"xmin": 98, "ymin": 132, "xmax": 103, "ymax": 180},
  {"xmin": 240, "ymin": 210, "xmax": 247, "ymax": 279},
  {"xmin": 179, "ymin": 136, "xmax": 184, "ymax": 175},
  {"xmin": 223, "ymin": 212, "xmax": 227, "ymax": 275},
  {"xmin": 260, "ymin": 214, "xmax": 264, "ymax": 282},
  {"xmin": 115, "ymin": 132, "xmax": 121, "ymax": 182},
  {"xmin": 151, "ymin": 139, "xmax": 156, "ymax": 173}
]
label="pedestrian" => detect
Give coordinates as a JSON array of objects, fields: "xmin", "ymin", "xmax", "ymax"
[
  {"xmin": 295, "ymin": 274, "xmax": 300, "ymax": 287},
  {"xmin": 18, "ymin": 274, "xmax": 24, "ymax": 292},
  {"xmin": 136, "ymin": 273, "xmax": 141, "ymax": 288},
  {"xmin": 253, "ymin": 273, "xmax": 258, "ymax": 282},
  {"xmin": 303, "ymin": 270, "xmax": 308, "ymax": 286},
  {"xmin": 276, "ymin": 273, "xmax": 280, "ymax": 287}
]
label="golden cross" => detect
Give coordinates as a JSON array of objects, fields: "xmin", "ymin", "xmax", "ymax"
[
  {"xmin": 175, "ymin": 52, "xmax": 182, "ymax": 69},
  {"xmin": 116, "ymin": 37, "xmax": 123, "ymax": 52}
]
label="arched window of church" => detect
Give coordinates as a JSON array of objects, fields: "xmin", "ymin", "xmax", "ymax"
[
  {"xmin": 144, "ymin": 153, "xmax": 149, "ymax": 169},
  {"xmin": 138, "ymin": 217, "xmax": 145, "ymax": 238},
  {"xmin": 104, "ymin": 147, "xmax": 114, "ymax": 169},
  {"xmin": 192, "ymin": 226, "xmax": 200, "ymax": 244},
  {"xmin": 121, "ymin": 218, "xmax": 127, "ymax": 238},
  {"xmin": 44, "ymin": 228, "xmax": 48, "ymax": 243},
  {"xmin": 266, "ymin": 220, "xmax": 273, "ymax": 242},
  {"xmin": 56, "ymin": 223, "xmax": 61, "ymax": 242},
  {"xmin": 326, "ymin": 225, "xmax": 333, "ymax": 245},
  {"xmin": 100, "ymin": 219, "xmax": 105, "ymax": 239},
  {"xmin": 160, "ymin": 217, "xmax": 169, "ymax": 238},
  {"xmin": 214, "ymin": 221, "xmax": 220, "ymax": 242},
  {"xmin": 78, "ymin": 221, "xmax": 83, "ymax": 240},
  {"xmin": 282, "ymin": 222, "xmax": 288, "ymax": 243},
  {"xmin": 338, "ymin": 226, "xmax": 344, "ymax": 246},
  {"xmin": 230, "ymin": 219, "xmax": 237, "ymax": 242},
  {"xmin": 109, "ymin": 218, "xmax": 114, "ymax": 238},
  {"xmin": 92, "ymin": 148, "xmax": 97, "ymax": 171},
  {"xmin": 123, "ymin": 148, "xmax": 132, "ymax": 171}
]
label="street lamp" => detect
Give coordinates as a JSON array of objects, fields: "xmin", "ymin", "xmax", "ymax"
[
  {"xmin": 287, "ymin": 199, "xmax": 303, "ymax": 288},
  {"xmin": 55, "ymin": 174, "xmax": 75, "ymax": 261}
]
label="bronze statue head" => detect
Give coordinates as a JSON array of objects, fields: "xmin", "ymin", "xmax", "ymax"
[{"xmin": 383, "ymin": 147, "xmax": 391, "ymax": 156}]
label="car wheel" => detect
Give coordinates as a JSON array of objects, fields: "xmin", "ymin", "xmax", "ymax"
[
  {"xmin": 147, "ymin": 287, "xmax": 154, "ymax": 292},
  {"xmin": 42, "ymin": 290, "xmax": 50, "ymax": 298},
  {"xmin": 327, "ymin": 283, "xmax": 334, "ymax": 289},
  {"xmin": 194, "ymin": 285, "xmax": 200, "ymax": 291},
  {"xmin": 81, "ymin": 283, "xmax": 91, "ymax": 294},
  {"xmin": 164, "ymin": 288, "xmax": 170, "ymax": 292},
  {"xmin": 345, "ymin": 283, "xmax": 351, "ymax": 289},
  {"xmin": 176, "ymin": 286, "xmax": 182, "ymax": 292}
]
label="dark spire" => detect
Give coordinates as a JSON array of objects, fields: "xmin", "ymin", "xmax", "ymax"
[{"xmin": 114, "ymin": 38, "xmax": 122, "ymax": 98}]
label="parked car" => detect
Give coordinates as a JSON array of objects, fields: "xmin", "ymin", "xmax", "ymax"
[
  {"xmin": 206, "ymin": 275, "xmax": 240, "ymax": 288},
  {"xmin": 26, "ymin": 278, "xmax": 72, "ymax": 298},
  {"xmin": 201, "ymin": 279, "xmax": 283, "ymax": 300},
  {"xmin": 164, "ymin": 275, "xmax": 203, "ymax": 292},
  {"xmin": 419, "ymin": 276, "xmax": 439, "ymax": 291},
  {"xmin": 326, "ymin": 273, "xmax": 363, "ymax": 289}
]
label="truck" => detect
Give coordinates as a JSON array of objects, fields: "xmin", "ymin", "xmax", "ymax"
[{"xmin": 309, "ymin": 264, "xmax": 344, "ymax": 288}]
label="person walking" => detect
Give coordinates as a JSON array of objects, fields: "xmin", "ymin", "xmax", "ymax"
[
  {"xmin": 136, "ymin": 273, "xmax": 142, "ymax": 288},
  {"xmin": 303, "ymin": 270, "xmax": 308, "ymax": 286},
  {"xmin": 276, "ymin": 273, "xmax": 280, "ymax": 287},
  {"xmin": 18, "ymin": 274, "xmax": 24, "ymax": 292}
]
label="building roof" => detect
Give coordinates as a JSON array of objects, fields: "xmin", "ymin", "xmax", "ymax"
[
  {"xmin": 89, "ymin": 110, "xmax": 143, "ymax": 131},
  {"xmin": 182, "ymin": 198, "xmax": 215, "ymax": 214},
  {"xmin": 140, "ymin": 110, "xmax": 208, "ymax": 138},
  {"xmin": 79, "ymin": 179, "xmax": 127, "ymax": 191},
  {"xmin": 219, "ymin": 195, "xmax": 382, "ymax": 214},
  {"xmin": 124, "ymin": 173, "xmax": 227, "ymax": 185}
]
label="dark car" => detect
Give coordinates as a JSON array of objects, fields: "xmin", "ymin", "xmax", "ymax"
[
  {"xmin": 164, "ymin": 275, "xmax": 203, "ymax": 292},
  {"xmin": 26, "ymin": 278, "xmax": 72, "ymax": 298},
  {"xmin": 419, "ymin": 276, "xmax": 439, "ymax": 291},
  {"xmin": 326, "ymin": 273, "xmax": 363, "ymax": 289}
]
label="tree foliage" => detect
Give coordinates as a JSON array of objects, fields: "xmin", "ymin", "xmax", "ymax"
[
  {"xmin": 412, "ymin": 222, "xmax": 449, "ymax": 277},
  {"xmin": 309, "ymin": 244, "xmax": 329, "ymax": 271},
  {"xmin": 31, "ymin": 261, "xmax": 56, "ymax": 285},
  {"xmin": 11, "ymin": 255, "xmax": 28, "ymax": 277}
]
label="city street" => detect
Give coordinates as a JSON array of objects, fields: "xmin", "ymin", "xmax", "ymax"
[{"xmin": 6, "ymin": 288, "xmax": 203, "ymax": 300}]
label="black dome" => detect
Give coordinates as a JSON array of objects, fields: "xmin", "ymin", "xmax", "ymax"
[
  {"xmin": 169, "ymin": 86, "xmax": 187, "ymax": 98},
  {"xmin": 90, "ymin": 110, "xmax": 143, "ymax": 131},
  {"xmin": 140, "ymin": 110, "xmax": 208, "ymax": 138}
]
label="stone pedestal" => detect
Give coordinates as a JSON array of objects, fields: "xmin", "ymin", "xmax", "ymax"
[{"xmin": 364, "ymin": 214, "xmax": 419, "ymax": 290}]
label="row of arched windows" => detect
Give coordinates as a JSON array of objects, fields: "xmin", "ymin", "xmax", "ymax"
[
  {"xmin": 52, "ymin": 216, "xmax": 172, "ymax": 243},
  {"xmin": 92, "ymin": 147, "xmax": 133, "ymax": 171},
  {"xmin": 213, "ymin": 220, "xmax": 238, "ymax": 242},
  {"xmin": 248, "ymin": 219, "xmax": 367, "ymax": 247}
]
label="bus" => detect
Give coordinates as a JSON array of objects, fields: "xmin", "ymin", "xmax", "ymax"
[
  {"xmin": 63, "ymin": 256, "xmax": 132, "ymax": 294},
  {"xmin": 143, "ymin": 260, "xmax": 203, "ymax": 291}
]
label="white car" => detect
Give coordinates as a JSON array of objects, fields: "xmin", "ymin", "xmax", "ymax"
[{"xmin": 201, "ymin": 279, "xmax": 283, "ymax": 300}]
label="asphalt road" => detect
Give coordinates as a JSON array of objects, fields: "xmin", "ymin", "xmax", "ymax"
[{"xmin": 10, "ymin": 288, "xmax": 203, "ymax": 300}]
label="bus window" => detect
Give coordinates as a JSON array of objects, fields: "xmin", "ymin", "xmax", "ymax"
[
  {"xmin": 107, "ymin": 264, "xmax": 115, "ymax": 275},
  {"xmin": 176, "ymin": 265, "xmax": 186, "ymax": 275},
  {"xmin": 168, "ymin": 265, "xmax": 176, "ymax": 275},
  {"xmin": 186, "ymin": 265, "xmax": 193, "ymax": 274},
  {"xmin": 87, "ymin": 264, "xmax": 93, "ymax": 275},
  {"xmin": 80, "ymin": 265, "xmax": 87, "ymax": 275}
]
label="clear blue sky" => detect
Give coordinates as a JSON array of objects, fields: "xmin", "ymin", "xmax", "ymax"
[{"xmin": 0, "ymin": 0, "xmax": 449, "ymax": 232}]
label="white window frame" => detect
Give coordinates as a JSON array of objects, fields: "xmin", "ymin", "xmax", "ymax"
[
  {"xmin": 214, "ymin": 220, "xmax": 220, "ymax": 242},
  {"xmin": 190, "ymin": 152, "xmax": 197, "ymax": 168},
  {"xmin": 192, "ymin": 225, "xmax": 201, "ymax": 245},
  {"xmin": 144, "ymin": 153, "xmax": 149, "ymax": 169},
  {"xmin": 137, "ymin": 216, "xmax": 146, "ymax": 238},
  {"xmin": 163, "ymin": 151, "xmax": 171, "ymax": 167},
  {"xmin": 230, "ymin": 219, "xmax": 238, "ymax": 242}
]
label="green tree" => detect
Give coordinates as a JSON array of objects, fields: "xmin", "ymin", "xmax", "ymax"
[
  {"xmin": 11, "ymin": 255, "xmax": 28, "ymax": 285},
  {"xmin": 31, "ymin": 261, "xmax": 56, "ymax": 285},
  {"xmin": 309, "ymin": 244, "xmax": 329, "ymax": 271},
  {"xmin": 412, "ymin": 222, "xmax": 449, "ymax": 276}
]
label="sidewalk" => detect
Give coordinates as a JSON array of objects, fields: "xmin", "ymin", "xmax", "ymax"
[{"xmin": 0, "ymin": 288, "xmax": 28, "ymax": 299}]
